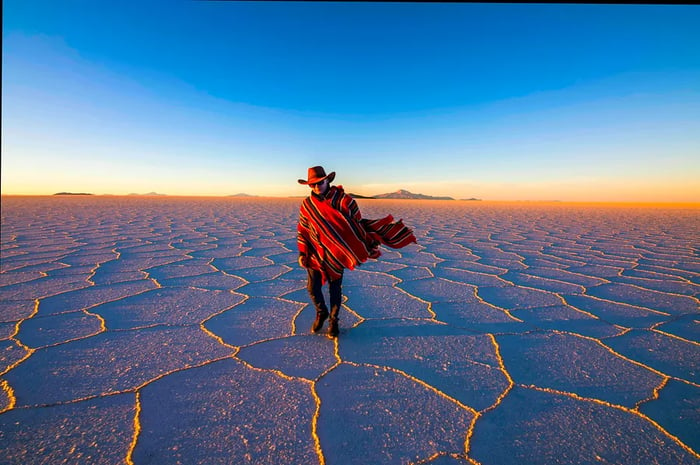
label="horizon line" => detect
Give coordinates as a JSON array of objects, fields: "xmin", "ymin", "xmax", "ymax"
[{"xmin": 2, "ymin": 193, "xmax": 699, "ymax": 207}]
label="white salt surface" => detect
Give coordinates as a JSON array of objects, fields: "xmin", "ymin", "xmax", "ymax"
[{"xmin": 1, "ymin": 196, "xmax": 699, "ymax": 464}]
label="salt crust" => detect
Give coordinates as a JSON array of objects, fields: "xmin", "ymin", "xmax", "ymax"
[{"xmin": 1, "ymin": 197, "xmax": 698, "ymax": 464}]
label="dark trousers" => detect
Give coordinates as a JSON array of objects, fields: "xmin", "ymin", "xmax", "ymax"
[{"xmin": 307, "ymin": 268, "xmax": 343, "ymax": 320}]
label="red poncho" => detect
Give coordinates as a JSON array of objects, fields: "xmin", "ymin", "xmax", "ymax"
[{"xmin": 297, "ymin": 185, "xmax": 417, "ymax": 283}]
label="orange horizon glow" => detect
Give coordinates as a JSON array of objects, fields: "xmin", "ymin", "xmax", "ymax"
[{"xmin": 2, "ymin": 194, "xmax": 699, "ymax": 210}]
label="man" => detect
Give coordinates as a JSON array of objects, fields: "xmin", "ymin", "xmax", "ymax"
[{"xmin": 297, "ymin": 166, "xmax": 416, "ymax": 337}]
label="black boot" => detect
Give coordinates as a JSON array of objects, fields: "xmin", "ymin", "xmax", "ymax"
[
  {"xmin": 312, "ymin": 310, "xmax": 329, "ymax": 333},
  {"xmin": 327, "ymin": 318, "xmax": 339, "ymax": 338}
]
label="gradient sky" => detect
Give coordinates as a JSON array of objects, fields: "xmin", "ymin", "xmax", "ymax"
[{"xmin": 3, "ymin": 1, "xmax": 699, "ymax": 201}]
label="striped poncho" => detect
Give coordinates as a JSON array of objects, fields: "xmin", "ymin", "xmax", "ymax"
[{"xmin": 297, "ymin": 185, "xmax": 417, "ymax": 283}]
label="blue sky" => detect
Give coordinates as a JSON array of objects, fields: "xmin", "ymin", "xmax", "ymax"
[{"xmin": 3, "ymin": 1, "xmax": 699, "ymax": 201}]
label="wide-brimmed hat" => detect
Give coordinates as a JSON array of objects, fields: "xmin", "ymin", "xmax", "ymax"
[{"xmin": 298, "ymin": 166, "xmax": 336, "ymax": 185}]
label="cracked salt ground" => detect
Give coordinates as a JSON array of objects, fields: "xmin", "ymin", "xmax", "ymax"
[{"xmin": 1, "ymin": 197, "xmax": 699, "ymax": 465}]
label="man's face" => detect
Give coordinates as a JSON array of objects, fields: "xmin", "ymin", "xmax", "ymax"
[{"xmin": 310, "ymin": 178, "xmax": 329, "ymax": 195}]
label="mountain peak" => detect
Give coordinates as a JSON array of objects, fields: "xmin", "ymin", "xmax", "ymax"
[{"xmin": 372, "ymin": 189, "xmax": 454, "ymax": 200}]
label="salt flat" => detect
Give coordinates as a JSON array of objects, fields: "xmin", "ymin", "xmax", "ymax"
[{"xmin": 1, "ymin": 196, "xmax": 698, "ymax": 465}]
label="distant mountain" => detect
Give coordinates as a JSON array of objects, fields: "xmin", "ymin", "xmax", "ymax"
[
  {"xmin": 372, "ymin": 189, "xmax": 454, "ymax": 200},
  {"xmin": 228, "ymin": 193, "xmax": 257, "ymax": 197},
  {"xmin": 54, "ymin": 192, "xmax": 93, "ymax": 196}
]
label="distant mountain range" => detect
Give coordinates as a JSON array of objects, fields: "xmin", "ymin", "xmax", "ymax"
[
  {"xmin": 50, "ymin": 190, "xmax": 477, "ymax": 200},
  {"xmin": 351, "ymin": 189, "xmax": 456, "ymax": 200}
]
